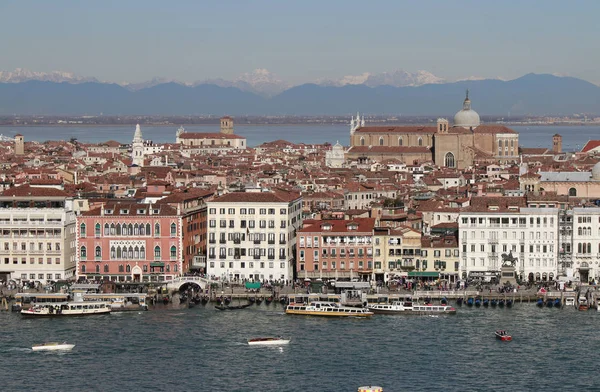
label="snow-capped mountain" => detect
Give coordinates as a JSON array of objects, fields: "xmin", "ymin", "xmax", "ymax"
[
  {"xmin": 318, "ymin": 69, "xmax": 446, "ymax": 88},
  {"xmin": 0, "ymin": 68, "xmax": 98, "ymax": 84},
  {"xmin": 201, "ymin": 68, "xmax": 289, "ymax": 97}
]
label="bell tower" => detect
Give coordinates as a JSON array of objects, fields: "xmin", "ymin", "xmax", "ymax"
[
  {"xmin": 131, "ymin": 124, "xmax": 145, "ymax": 167},
  {"xmin": 14, "ymin": 134, "xmax": 24, "ymax": 155},
  {"xmin": 220, "ymin": 116, "xmax": 234, "ymax": 134},
  {"xmin": 552, "ymin": 134, "xmax": 562, "ymax": 153},
  {"xmin": 436, "ymin": 118, "xmax": 449, "ymax": 134}
]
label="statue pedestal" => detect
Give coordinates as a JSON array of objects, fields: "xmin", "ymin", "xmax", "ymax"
[{"xmin": 500, "ymin": 266, "xmax": 517, "ymax": 286}]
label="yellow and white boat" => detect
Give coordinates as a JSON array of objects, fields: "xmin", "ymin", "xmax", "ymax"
[{"xmin": 285, "ymin": 301, "xmax": 373, "ymax": 318}]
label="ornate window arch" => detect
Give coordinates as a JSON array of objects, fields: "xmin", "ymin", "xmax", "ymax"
[
  {"xmin": 81, "ymin": 264, "xmax": 86, "ymax": 273},
  {"xmin": 104, "ymin": 223, "xmax": 109, "ymax": 235},
  {"xmin": 80, "ymin": 223, "xmax": 86, "ymax": 237},
  {"xmin": 116, "ymin": 223, "xmax": 122, "ymax": 236},
  {"xmin": 170, "ymin": 223, "xmax": 177, "ymax": 236},
  {"xmin": 140, "ymin": 246, "xmax": 146, "ymax": 259},
  {"xmin": 154, "ymin": 246, "xmax": 161, "ymax": 259},
  {"xmin": 80, "ymin": 246, "xmax": 87, "ymax": 259},
  {"xmin": 146, "ymin": 224, "xmax": 151, "ymax": 236},
  {"xmin": 170, "ymin": 245, "xmax": 177, "ymax": 258},
  {"xmin": 95, "ymin": 246, "xmax": 101, "ymax": 258},
  {"xmin": 379, "ymin": 137, "xmax": 384, "ymax": 146},
  {"xmin": 126, "ymin": 264, "xmax": 131, "ymax": 273},
  {"xmin": 104, "ymin": 264, "xmax": 109, "ymax": 273},
  {"xmin": 444, "ymin": 152, "xmax": 455, "ymax": 168},
  {"xmin": 155, "ymin": 223, "xmax": 160, "ymax": 236},
  {"xmin": 95, "ymin": 223, "xmax": 101, "ymax": 236},
  {"xmin": 568, "ymin": 188, "xmax": 577, "ymax": 197}
]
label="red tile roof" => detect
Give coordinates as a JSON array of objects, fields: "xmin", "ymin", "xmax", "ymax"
[
  {"xmin": 581, "ymin": 140, "xmax": 600, "ymax": 153},
  {"xmin": 354, "ymin": 126, "xmax": 437, "ymax": 134},
  {"xmin": 1, "ymin": 185, "xmax": 70, "ymax": 197}
]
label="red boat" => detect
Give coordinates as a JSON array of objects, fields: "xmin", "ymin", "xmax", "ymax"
[{"xmin": 495, "ymin": 330, "xmax": 512, "ymax": 341}]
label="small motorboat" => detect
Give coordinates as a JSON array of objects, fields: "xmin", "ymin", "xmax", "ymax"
[
  {"xmin": 247, "ymin": 337, "xmax": 290, "ymax": 346},
  {"xmin": 32, "ymin": 342, "xmax": 75, "ymax": 352},
  {"xmin": 495, "ymin": 330, "xmax": 512, "ymax": 341}
]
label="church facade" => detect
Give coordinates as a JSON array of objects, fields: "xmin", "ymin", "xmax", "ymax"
[
  {"xmin": 176, "ymin": 116, "xmax": 247, "ymax": 153},
  {"xmin": 345, "ymin": 93, "xmax": 519, "ymax": 170}
]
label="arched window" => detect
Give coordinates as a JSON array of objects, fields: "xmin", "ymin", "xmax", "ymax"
[
  {"xmin": 80, "ymin": 223, "xmax": 86, "ymax": 237},
  {"xmin": 170, "ymin": 223, "xmax": 177, "ymax": 236},
  {"xmin": 587, "ymin": 243, "xmax": 592, "ymax": 253},
  {"xmin": 104, "ymin": 223, "xmax": 109, "ymax": 235},
  {"xmin": 139, "ymin": 224, "xmax": 145, "ymax": 235},
  {"xmin": 128, "ymin": 246, "xmax": 134, "ymax": 259},
  {"xmin": 95, "ymin": 265, "xmax": 100, "ymax": 273},
  {"xmin": 578, "ymin": 243, "xmax": 582, "ymax": 253},
  {"xmin": 134, "ymin": 246, "xmax": 140, "ymax": 259},
  {"xmin": 128, "ymin": 224, "xmax": 133, "ymax": 235},
  {"xmin": 578, "ymin": 227, "xmax": 583, "ymax": 236},
  {"xmin": 379, "ymin": 137, "xmax": 384, "ymax": 146},
  {"xmin": 126, "ymin": 264, "xmax": 131, "ymax": 273},
  {"xmin": 95, "ymin": 246, "xmax": 101, "ymax": 258},
  {"xmin": 110, "ymin": 246, "xmax": 116, "ymax": 259},
  {"xmin": 170, "ymin": 245, "xmax": 177, "ymax": 258},
  {"xmin": 360, "ymin": 137, "xmax": 365, "ymax": 146},
  {"xmin": 117, "ymin": 247, "xmax": 122, "ymax": 259},
  {"xmin": 95, "ymin": 223, "xmax": 101, "ymax": 236},
  {"xmin": 81, "ymin": 265, "xmax": 86, "ymax": 273},
  {"xmin": 118, "ymin": 265, "xmax": 124, "ymax": 273},
  {"xmin": 444, "ymin": 152, "xmax": 455, "ymax": 168},
  {"xmin": 155, "ymin": 223, "xmax": 160, "ymax": 236},
  {"xmin": 154, "ymin": 246, "xmax": 161, "ymax": 259},
  {"xmin": 510, "ymin": 139, "xmax": 514, "ymax": 147},
  {"xmin": 146, "ymin": 224, "xmax": 151, "ymax": 236},
  {"xmin": 398, "ymin": 137, "xmax": 403, "ymax": 146},
  {"xmin": 498, "ymin": 140, "xmax": 503, "ymax": 149},
  {"xmin": 104, "ymin": 264, "xmax": 109, "ymax": 273},
  {"xmin": 80, "ymin": 246, "xmax": 87, "ymax": 259},
  {"xmin": 418, "ymin": 137, "xmax": 423, "ymax": 147},
  {"xmin": 110, "ymin": 223, "xmax": 115, "ymax": 235},
  {"xmin": 116, "ymin": 223, "xmax": 121, "ymax": 236},
  {"xmin": 134, "ymin": 224, "xmax": 139, "ymax": 235},
  {"xmin": 140, "ymin": 246, "xmax": 146, "ymax": 259},
  {"xmin": 568, "ymin": 188, "xmax": 577, "ymax": 197}
]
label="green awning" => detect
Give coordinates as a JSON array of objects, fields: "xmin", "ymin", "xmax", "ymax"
[
  {"xmin": 150, "ymin": 262, "xmax": 165, "ymax": 267},
  {"xmin": 245, "ymin": 282, "xmax": 261, "ymax": 289},
  {"xmin": 408, "ymin": 272, "xmax": 439, "ymax": 277}
]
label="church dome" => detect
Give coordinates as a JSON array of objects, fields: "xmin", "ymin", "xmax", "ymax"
[
  {"xmin": 592, "ymin": 161, "xmax": 600, "ymax": 180},
  {"xmin": 453, "ymin": 91, "xmax": 480, "ymax": 128}
]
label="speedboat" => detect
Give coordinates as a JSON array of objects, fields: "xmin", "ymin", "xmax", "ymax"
[
  {"xmin": 247, "ymin": 337, "xmax": 290, "ymax": 346},
  {"xmin": 495, "ymin": 330, "xmax": 512, "ymax": 341},
  {"xmin": 32, "ymin": 342, "xmax": 75, "ymax": 352}
]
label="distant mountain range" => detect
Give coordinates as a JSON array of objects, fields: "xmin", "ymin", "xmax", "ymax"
[{"xmin": 0, "ymin": 71, "xmax": 598, "ymax": 116}]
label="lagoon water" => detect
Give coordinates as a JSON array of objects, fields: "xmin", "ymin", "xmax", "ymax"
[
  {"xmin": 1, "ymin": 303, "xmax": 598, "ymax": 392},
  {"xmin": 1, "ymin": 124, "xmax": 599, "ymax": 151}
]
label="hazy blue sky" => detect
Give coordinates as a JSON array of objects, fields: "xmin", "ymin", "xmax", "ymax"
[{"xmin": 1, "ymin": 0, "xmax": 598, "ymax": 84}]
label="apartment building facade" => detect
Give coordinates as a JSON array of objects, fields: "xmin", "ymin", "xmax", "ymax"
[
  {"xmin": 0, "ymin": 185, "xmax": 76, "ymax": 285},
  {"xmin": 206, "ymin": 190, "xmax": 302, "ymax": 282}
]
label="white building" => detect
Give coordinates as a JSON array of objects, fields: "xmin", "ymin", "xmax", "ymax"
[
  {"xmin": 206, "ymin": 189, "xmax": 302, "ymax": 282},
  {"xmin": 325, "ymin": 141, "xmax": 345, "ymax": 168},
  {"xmin": 0, "ymin": 186, "xmax": 76, "ymax": 285},
  {"xmin": 571, "ymin": 207, "xmax": 600, "ymax": 283},
  {"xmin": 459, "ymin": 199, "xmax": 559, "ymax": 282}
]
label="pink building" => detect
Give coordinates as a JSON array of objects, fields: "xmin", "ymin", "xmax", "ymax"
[
  {"xmin": 297, "ymin": 218, "xmax": 375, "ymax": 281},
  {"xmin": 76, "ymin": 202, "xmax": 182, "ymax": 282}
]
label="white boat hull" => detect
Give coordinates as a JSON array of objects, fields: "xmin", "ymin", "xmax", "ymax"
[
  {"xmin": 248, "ymin": 339, "xmax": 290, "ymax": 346},
  {"xmin": 32, "ymin": 344, "xmax": 75, "ymax": 352}
]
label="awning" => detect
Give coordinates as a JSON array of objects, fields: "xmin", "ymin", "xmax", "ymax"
[
  {"xmin": 150, "ymin": 262, "xmax": 165, "ymax": 267},
  {"xmin": 245, "ymin": 282, "xmax": 261, "ymax": 289},
  {"xmin": 408, "ymin": 272, "xmax": 439, "ymax": 278}
]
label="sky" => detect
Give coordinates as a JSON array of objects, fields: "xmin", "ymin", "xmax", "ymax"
[{"xmin": 0, "ymin": 0, "xmax": 599, "ymax": 85}]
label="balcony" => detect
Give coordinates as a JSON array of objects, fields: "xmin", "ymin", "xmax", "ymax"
[
  {"xmin": 191, "ymin": 256, "xmax": 206, "ymax": 268},
  {"xmin": 254, "ymin": 255, "xmax": 261, "ymax": 260},
  {"xmin": 208, "ymin": 254, "xmax": 216, "ymax": 260},
  {"xmin": 487, "ymin": 238, "xmax": 498, "ymax": 244},
  {"xmin": 268, "ymin": 240, "xmax": 275, "ymax": 245},
  {"xmin": 268, "ymin": 255, "xmax": 275, "ymax": 260},
  {"xmin": 279, "ymin": 255, "xmax": 286, "ymax": 260},
  {"xmin": 219, "ymin": 255, "xmax": 226, "ymax": 259},
  {"xmin": 279, "ymin": 240, "xmax": 286, "ymax": 245},
  {"xmin": 209, "ymin": 239, "xmax": 216, "ymax": 244},
  {"xmin": 254, "ymin": 240, "xmax": 261, "ymax": 245},
  {"xmin": 219, "ymin": 239, "xmax": 226, "ymax": 244},
  {"xmin": 233, "ymin": 239, "xmax": 241, "ymax": 245}
]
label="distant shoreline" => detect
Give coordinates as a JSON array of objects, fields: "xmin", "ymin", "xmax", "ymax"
[{"xmin": 0, "ymin": 123, "xmax": 598, "ymax": 128}]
